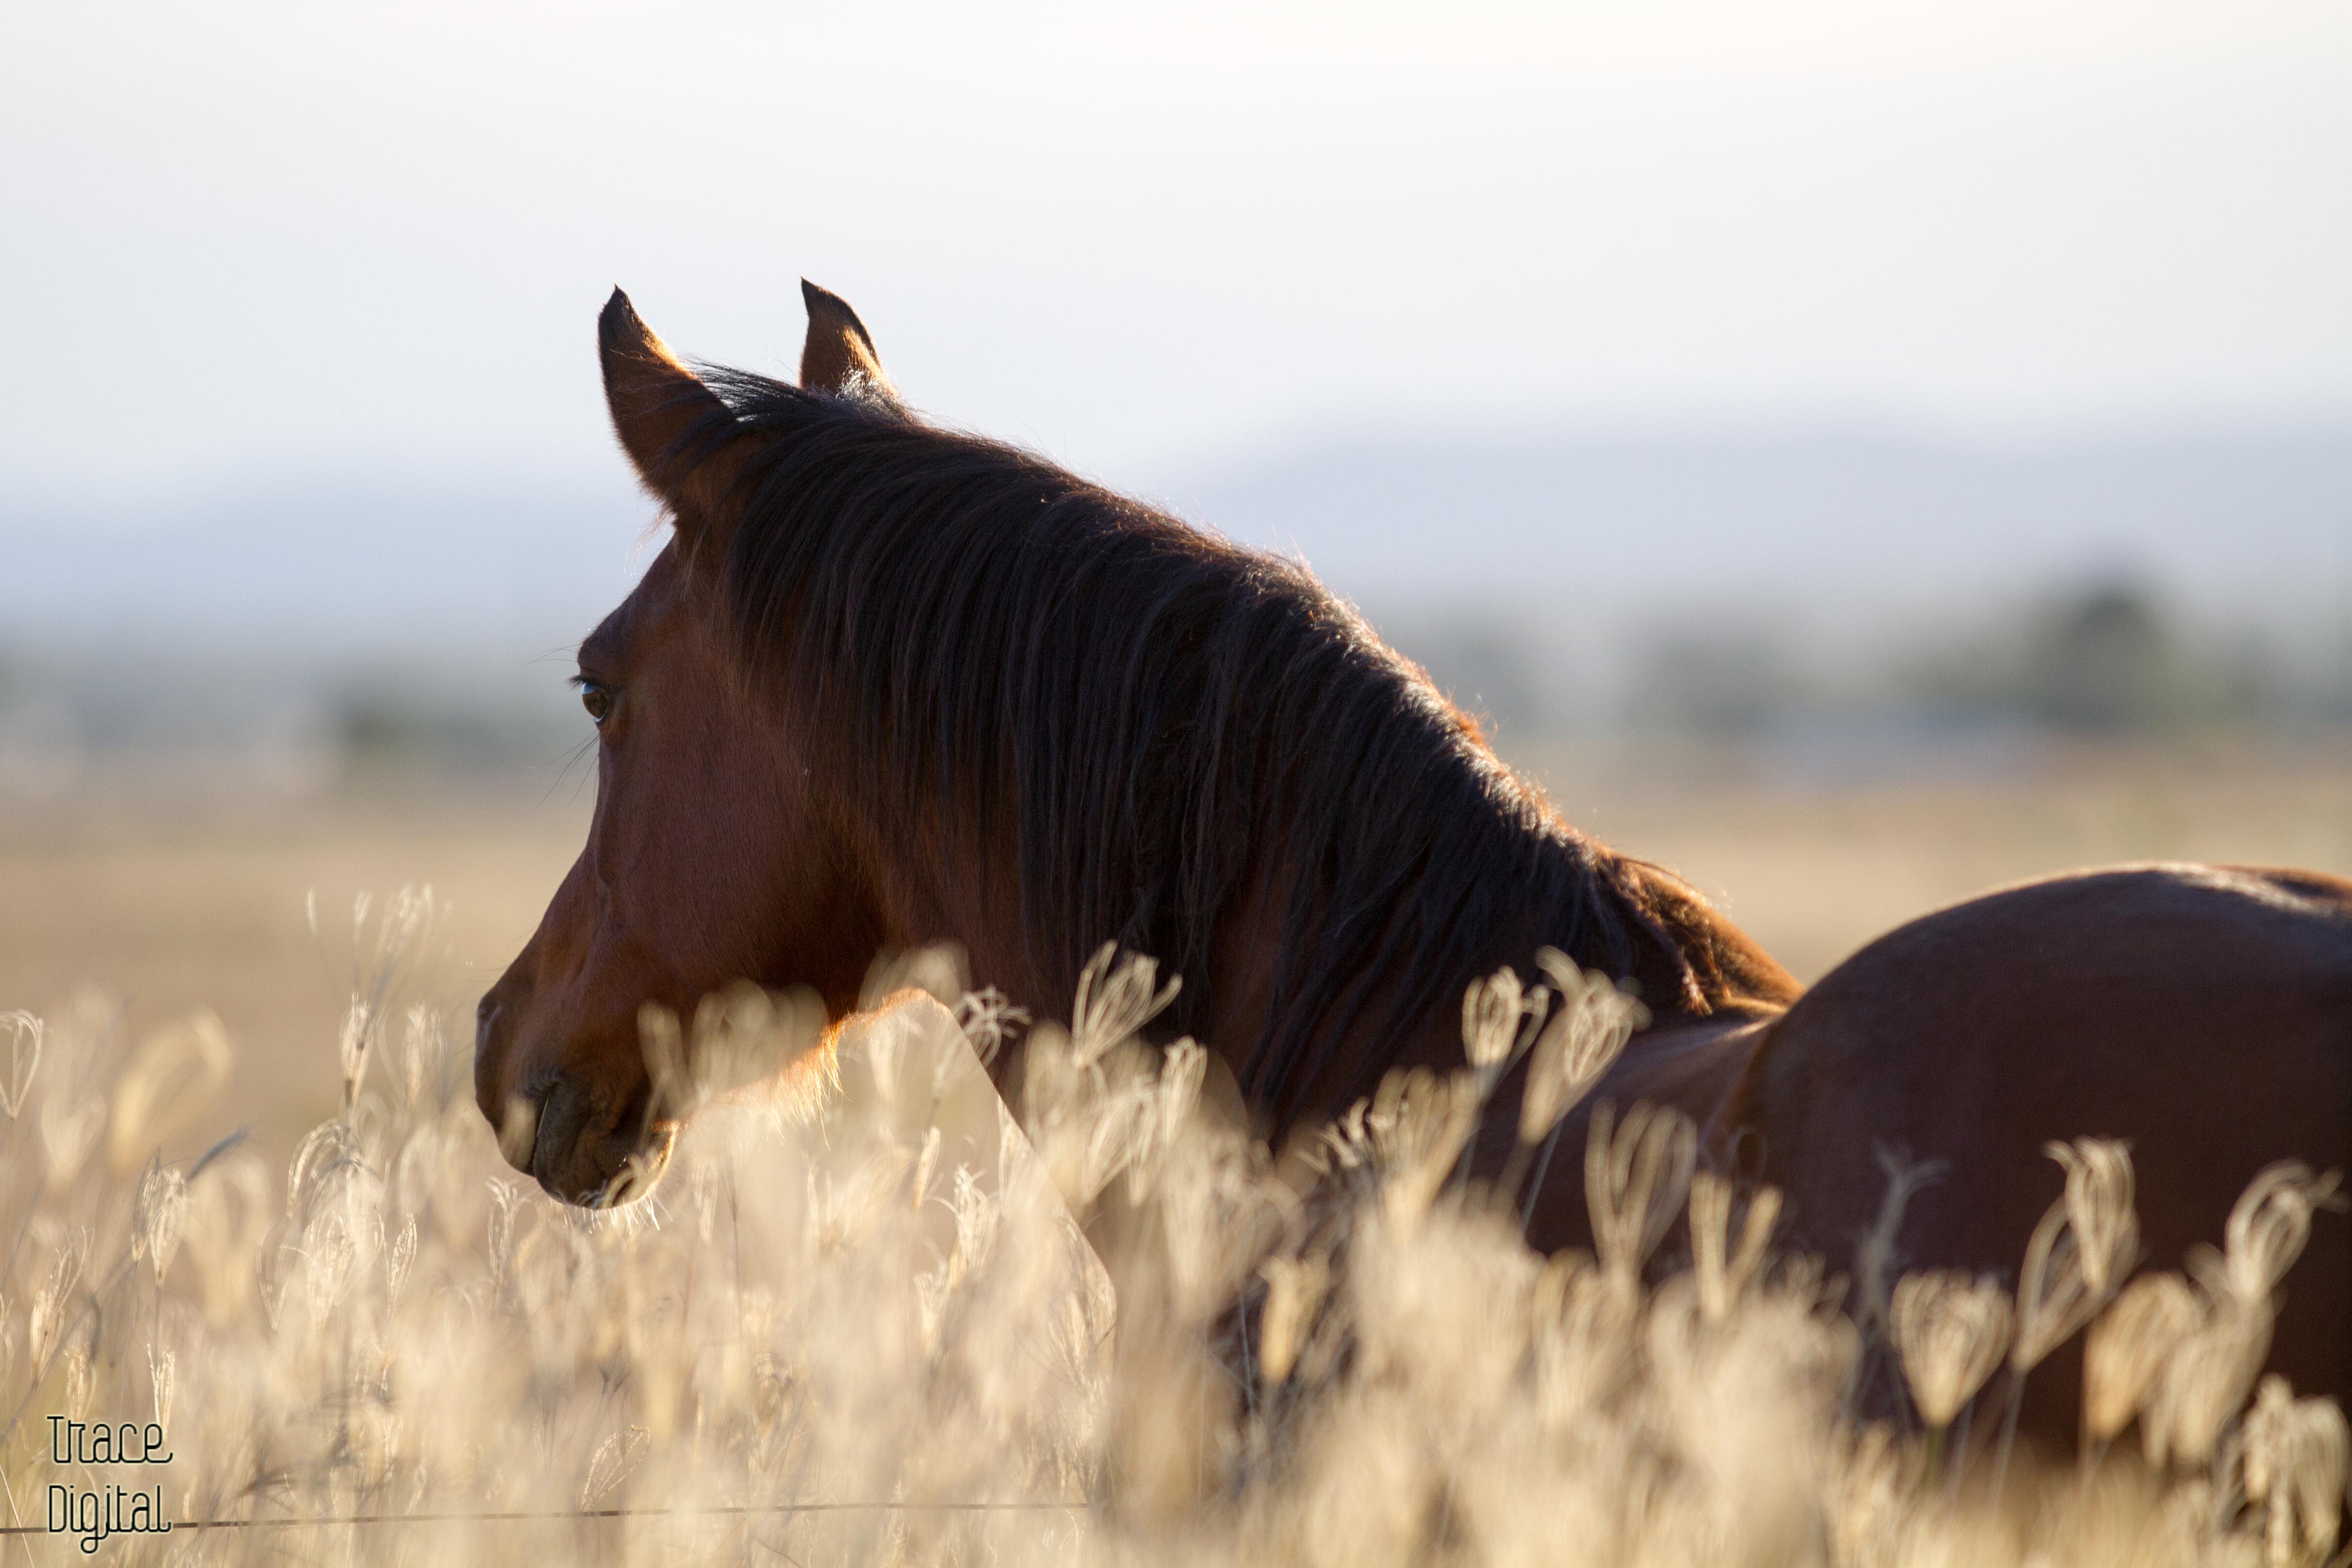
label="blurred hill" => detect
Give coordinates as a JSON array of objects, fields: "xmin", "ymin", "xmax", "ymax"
[
  {"xmin": 3, "ymin": 471, "xmax": 649, "ymax": 655},
  {"xmin": 1173, "ymin": 427, "xmax": 2352, "ymax": 609},
  {"xmin": 1174, "ymin": 426, "xmax": 2352, "ymax": 746},
  {"xmin": 4, "ymin": 427, "xmax": 2350, "ymax": 789}
]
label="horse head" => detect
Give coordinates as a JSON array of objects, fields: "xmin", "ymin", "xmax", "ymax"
[
  {"xmin": 476, "ymin": 279, "xmax": 1775, "ymax": 1212},
  {"xmin": 472, "ymin": 284, "xmax": 900, "ymax": 1205}
]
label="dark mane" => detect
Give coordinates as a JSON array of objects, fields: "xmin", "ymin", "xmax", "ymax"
[{"xmin": 681, "ymin": 369, "xmax": 1695, "ymax": 1117}]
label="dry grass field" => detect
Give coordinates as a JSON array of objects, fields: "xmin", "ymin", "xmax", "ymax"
[
  {"xmin": 0, "ymin": 737, "xmax": 2345, "ymax": 1565},
  {"xmin": 0, "ymin": 777, "xmax": 591, "ymax": 1155},
  {"xmin": 1522, "ymin": 734, "xmax": 2352, "ymax": 984},
  {"xmin": 5, "ymin": 736, "xmax": 2348, "ymax": 1160}
]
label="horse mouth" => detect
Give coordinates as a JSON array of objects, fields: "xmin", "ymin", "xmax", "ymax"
[
  {"xmin": 579, "ymin": 1122, "xmax": 680, "ymax": 1210},
  {"xmin": 517, "ymin": 1073, "xmax": 681, "ymax": 1209}
]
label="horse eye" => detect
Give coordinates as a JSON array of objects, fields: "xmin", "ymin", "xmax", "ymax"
[{"xmin": 580, "ymin": 681, "xmax": 614, "ymax": 727}]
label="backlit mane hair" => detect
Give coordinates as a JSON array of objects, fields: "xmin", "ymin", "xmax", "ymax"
[{"xmin": 678, "ymin": 368, "xmax": 1694, "ymax": 1117}]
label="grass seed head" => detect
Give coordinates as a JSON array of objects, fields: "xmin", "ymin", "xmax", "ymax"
[
  {"xmin": 1462, "ymin": 965, "xmax": 1546, "ymax": 1088},
  {"xmin": 2083, "ymin": 1271, "xmax": 2202, "ymax": 1442},
  {"xmin": 2240, "ymin": 1375, "xmax": 2350, "ymax": 1566},
  {"xmin": 0, "ymin": 1008, "xmax": 43, "ymax": 1118},
  {"xmin": 2047, "ymin": 1137, "xmax": 2140, "ymax": 1296},
  {"xmin": 1690, "ymin": 1172, "xmax": 1781, "ymax": 1325},
  {"xmin": 1366, "ymin": 1067, "xmax": 1480, "ymax": 1230},
  {"xmin": 1823, "ymin": 1424, "xmax": 1919, "ymax": 1568},
  {"xmin": 2144, "ymin": 1293, "xmax": 2274, "ymax": 1470},
  {"xmin": 339, "ymin": 997, "xmax": 375, "ymax": 1111},
  {"xmin": 62, "ymin": 1344, "xmax": 93, "ymax": 1420},
  {"xmin": 1585, "ymin": 1100, "xmax": 1697, "ymax": 1287},
  {"xmin": 40, "ymin": 1092, "xmax": 106, "ymax": 1192},
  {"xmin": 396, "ymin": 1003, "xmax": 439, "ymax": 1106},
  {"xmin": 1070, "ymin": 944, "xmax": 1180, "ymax": 1069},
  {"xmin": 148, "ymin": 1342, "xmax": 177, "ymax": 1430},
  {"xmin": 2015, "ymin": 1140, "xmax": 2142, "ymax": 1372},
  {"xmin": 1891, "ymin": 1269, "xmax": 2013, "ymax": 1429},
  {"xmin": 134, "ymin": 1157, "xmax": 191, "ymax": 1285},
  {"xmin": 2197, "ymin": 1162, "xmax": 2346, "ymax": 1309},
  {"xmin": 1520, "ymin": 949, "xmax": 1643, "ymax": 1144},
  {"xmin": 110, "ymin": 1010, "xmax": 234, "ymax": 1172},
  {"xmin": 1258, "ymin": 1252, "xmax": 1332, "ymax": 1385},
  {"xmin": 2013, "ymin": 1200, "xmax": 2096, "ymax": 1373}
]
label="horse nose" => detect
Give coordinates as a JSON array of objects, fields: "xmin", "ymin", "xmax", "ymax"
[
  {"xmin": 529, "ymin": 1072, "xmax": 657, "ymax": 1206},
  {"xmin": 473, "ymin": 987, "xmax": 539, "ymax": 1172},
  {"xmin": 473, "ymin": 993, "xmax": 503, "ymax": 1108}
]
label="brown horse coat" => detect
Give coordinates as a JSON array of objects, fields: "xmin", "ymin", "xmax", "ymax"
[{"xmin": 476, "ymin": 284, "xmax": 2351, "ymax": 1440}]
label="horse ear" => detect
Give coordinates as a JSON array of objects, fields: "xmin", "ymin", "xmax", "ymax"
[
  {"xmin": 799, "ymin": 279, "xmax": 896, "ymax": 399},
  {"xmin": 598, "ymin": 288, "xmax": 745, "ymax": 524}
]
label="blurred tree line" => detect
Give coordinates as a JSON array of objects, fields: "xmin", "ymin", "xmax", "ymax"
[
  {"xmin": 1905, "ymin": 584, "xmax": 2277, "ymax": 734},
  {"xmin": 1397, "ymin": 580, "xmax": 2352, "ymax": 742},
  {"xmin": 5, "ymin": 581, "xmax": 2350, "ymax": 796}
]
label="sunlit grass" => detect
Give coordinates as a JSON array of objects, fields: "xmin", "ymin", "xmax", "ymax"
[{"xmin": 0, "ymin": 897, "xmax": 2342, "ymax": 1565}]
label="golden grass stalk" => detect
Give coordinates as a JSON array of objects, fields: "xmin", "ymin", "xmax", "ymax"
[
  {"xmin": 1529, "ymin": 1252, "xmax": 1640, "ymax": 1425},
  {"xmin": 0, "ymin": 944, "xmax": 2343, "ymax": 1567},
  {"xmin": 2137, "ymin": 1162, "xmax": 2345, "ymax": 1475},
  {"xmin": 1070, "ymin": 944, "xmax": 1181, "ymax": 1070},
  {"xmin": 1460, "ymin": 964, "xmax": 1530, "ymax": 1075},
  {"xmin": 1519, "ymin": 951, "xmax": 1644, "ymax": 1145},
  {"xmin": 1891, "ymin": 1270, "xmax": 2013, "ymax": 1429},
  {"xmin": 394, "ymin": 1003, "xmax": 439, "ymax": 1106},
  {"xmin": 2083, "ymin": 1271, "xmax": 2201, "ymax": 1444},
  {"xmin": 2144, "ymin": 1293, "xmax": 2275, "ymax": 1470},
  {"xmin": 2009, "ymin": 1136, "xmax": 2139, "ymax": 1472},
  {"xmin": 2047, "ymin": 1137, "xmax": 2140, "ymax": 1297},
  {"xmin": 2195, "ymin": 1162, "xmax": 2347, "ymax": 1309},
  {"xmin": 2012, "ymin": 1207, "xmax": 2095, "ymax": 1375},
  {"xmin": 1257, "ymin": 1252, "xmax": 1331, "ymax": 1385},
  {"xmin": 338, "ymin": 997, "xmax": 374, "ymax": 1111},
  {"xmin": 1585, "ymin": 1101, "xmax": 1697, "ymax": 1288},
  {"xmin": 1366, "ymin": 1068, "xmax": 1481, "ymax": 1230},
  {"xmin": 642, "ymin": 983, "xmax": 829, "ymax": 1125},
  {"xmin": 39, "ymin": 1092, "xmax": 105, "ymax": 1192},
  {"xmin": 131, "ymin": 1157, "xmax": 189, "ymax": 1286},
  {"xmin": 2240, "ymin": 1375, "xmax": 2351, "ymax": 1568},
  {"xmin": 147, "ymin": 1342, "xmax": 175, "ymax": 1430},
  {"xmin": 0, "ymin": 1008, "xmax": 42, "ymax": 1119},
  {"xmin": 1689, "ymin": 1172, "xmax": 1781, "ymax": 1326},
  {"xmin": 109, "ymin": 1011, "xmax": 233, "ymax": 1174}
]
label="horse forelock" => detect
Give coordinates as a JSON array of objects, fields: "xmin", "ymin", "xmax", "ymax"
[{"xmin": 672, "ymin": 365, "xmax": 1700, "ymax": 1117}]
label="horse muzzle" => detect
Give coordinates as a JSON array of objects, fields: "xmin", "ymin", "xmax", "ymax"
[
  {"xmin": 475, "ymin": 990, "xmax": 675, "ymax": 1208},
  {"xmin": 521, "ymin": 1073, "xmax": 675, "ymax": 1208}
]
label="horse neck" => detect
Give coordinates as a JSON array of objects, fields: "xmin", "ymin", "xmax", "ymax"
[
  {"xmin": 1193, "ymin": 817, "xmax": 1801, "ymax": 1138},
  {"xmin": 849, "ymin": 689, "xmax": 1796, "ymax": 1140}
]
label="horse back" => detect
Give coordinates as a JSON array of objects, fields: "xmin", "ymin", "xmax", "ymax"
[{"xmin": 1739, "ymin": 863, "xmax": 2352, "ymax": 1428}]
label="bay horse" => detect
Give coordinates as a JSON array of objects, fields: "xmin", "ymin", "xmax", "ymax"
[{"xmin": 474, "ymin": 282, "xmax": 2350, "ymax": 1434}]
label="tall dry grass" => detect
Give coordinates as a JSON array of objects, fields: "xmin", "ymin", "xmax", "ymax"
[{"xmin": 0, "ymin": 893, "xmax": 2344, "ymax": 1565}]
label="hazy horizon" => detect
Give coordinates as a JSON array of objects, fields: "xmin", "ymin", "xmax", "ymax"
[
  {"xmin": 3, "ymin": 419, "xmax": 2345, "ymax": 646},
  {"xmin": 8, "ymin": 4, "xmax": 2350, "ymax": 763}
]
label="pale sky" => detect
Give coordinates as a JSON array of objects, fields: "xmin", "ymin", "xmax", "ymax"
[{"xmin": 5, "ymin": 1, "xmax": 2349, "ymax": 504}]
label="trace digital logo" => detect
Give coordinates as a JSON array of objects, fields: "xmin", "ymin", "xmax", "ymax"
[{"xmin": 45, "ymin": 1417, "xmax": 173, "ymax": 1554}]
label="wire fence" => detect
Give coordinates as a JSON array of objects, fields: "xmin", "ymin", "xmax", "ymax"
[{"xmin": 2, "ymin": 1499, "xmax": 1087, "ymax": 1536}]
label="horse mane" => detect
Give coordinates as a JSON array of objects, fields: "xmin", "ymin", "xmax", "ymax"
[{"xmin": 679, "ymin": 368, "xmax": 1698, "ymax": 1116}]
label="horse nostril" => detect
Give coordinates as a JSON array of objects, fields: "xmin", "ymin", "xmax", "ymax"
[{"xmin": 529, "ymin": 1075, "xmax": 601, "ymax": 1200}]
